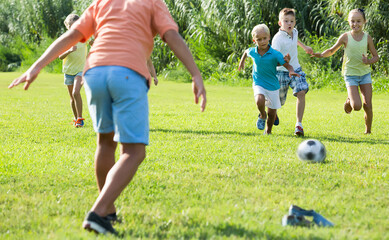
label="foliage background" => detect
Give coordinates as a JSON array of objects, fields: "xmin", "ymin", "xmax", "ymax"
[{"xmin": 0, "ymin": 0, "xmax": 388, "ymax": 90}]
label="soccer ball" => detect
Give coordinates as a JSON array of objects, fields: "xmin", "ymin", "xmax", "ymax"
[{"xmin": 297, "ymin": 139, "xmax": 326, "ymax": 163}]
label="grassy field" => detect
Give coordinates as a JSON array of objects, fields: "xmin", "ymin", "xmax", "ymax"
[{"xmin": 0, "ymin": 72, "xmax": 388, "ymax": 239}]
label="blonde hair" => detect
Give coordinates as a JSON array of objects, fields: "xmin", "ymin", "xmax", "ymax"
[
  {"xmin": 279, "ymin": 8, "xmax": 296, "ymax": 22},
  {"xmin": 251, "ymin": 24, "xmax": 270, "ymax": 37},
  {"xmin": 64, "ymin": 14, "xmax": 79, "ymax": 28},
  {"xmin": 348, "ymin": 8, "xmax": 366, "ymax": 21}
]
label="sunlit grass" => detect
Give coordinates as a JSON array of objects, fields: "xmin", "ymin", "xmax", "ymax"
[{"xmin": 1, "ymin": 72, "xmax": 388, "ymax": 239}]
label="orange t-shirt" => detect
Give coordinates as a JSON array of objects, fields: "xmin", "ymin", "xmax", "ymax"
[{"xmin": 71, "ymin": 0, "xmax": 178, "ymax": 81}]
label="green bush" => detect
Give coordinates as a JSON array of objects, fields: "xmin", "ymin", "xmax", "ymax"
[{"xmin": 0, "ymin": 0, "xmax": 387, "ymax": 90}]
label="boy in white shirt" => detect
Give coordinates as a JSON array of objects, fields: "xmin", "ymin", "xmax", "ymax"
[{"xmin": 272, "ymin": 8, "xmax": 313, "ymax": 136}]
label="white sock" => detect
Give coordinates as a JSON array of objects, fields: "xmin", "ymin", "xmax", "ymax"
[{"xmin": 296, "ymin": 122, "xmax": 303, "ymax": 127}]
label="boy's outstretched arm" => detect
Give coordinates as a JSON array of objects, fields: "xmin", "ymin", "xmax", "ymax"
[
  {"xmin": 297, "ymin": 40, "xmax": 313, "ymax": 54},
  {"xmin": 283, "ymin": 53, "xmax": 291, "ymax": 63},
  {"xmin": 163, "ymin": 30, "xmax": 206, "ymax": 112},
  {"xmin": 311, "ymin": 33, "xmax": 346, "ymax": 58},
  {"xmin": 283, "ymin": 62, "xmax": 300, "ymax": 78},
  {"xmin": 238, "ymin": 50, "xmax": 248, "ymax": 71},
  {"xmin": 9, "ymin": 29, "xmax": 84, "ymax": 90}
]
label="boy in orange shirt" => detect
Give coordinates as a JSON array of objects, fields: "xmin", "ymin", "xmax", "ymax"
[{"xmin": 9, "ymin": 0, "xmax": 206, "ymax": 234}]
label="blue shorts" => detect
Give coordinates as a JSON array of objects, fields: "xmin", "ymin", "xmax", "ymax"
[
  {"xmin": 277, "ymin": 67, "xmax": 309, "ymax": 106},
  {"xmin": 344, "ymin": 72, "xmax": 372, "ymax": 87},
  {"xmin": 64, "ymin": 72, "xmax": 83, "ymax": 85},
  {"xmin": 83, "ymin": 66, "xmax": 149, "ymax": 144}
]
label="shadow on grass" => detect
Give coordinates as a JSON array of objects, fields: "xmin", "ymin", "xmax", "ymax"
[
  {"xmin": 151, "ymin": 128, "xmax": 258, "ymax": 137},
  {"xmin": 211, "ymin": 222, "xmax": 270, "ymax": 239},
  {"xmin": 151, "ymin": 128, "xmax": 389, "ymax": 145},
  {"xmin": 279, "ymin": 133, "xmax": 389, "ymax": 145},
  {"xmin": 119, "ymin": 221, "xmax": 329, "ymax": 239},
  {"xmin": 118, "ymin": 223, "xmax": 266, "ymax": 239}
]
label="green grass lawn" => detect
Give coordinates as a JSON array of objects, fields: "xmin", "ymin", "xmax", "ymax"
[{"xmin": 0, "ymin": 72, "xmax": 388, "ymax": 239}]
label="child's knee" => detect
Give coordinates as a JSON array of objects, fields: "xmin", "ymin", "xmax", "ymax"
[
  {"xmin": 363, "ymin": 102, "xmax": 372, "ymax": 111},
  {"xmin": 255, "ymin": 95, "xmax": 265, "ymax": 105},
  {"xmin": 72, "ymin": 90, "xmax": 81, "ymax": 98},
  {"xmin": 352, "ymin": 102, "xmax": 362, "ymax": 111}
]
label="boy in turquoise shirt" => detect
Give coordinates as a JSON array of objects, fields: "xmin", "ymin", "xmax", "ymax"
[{"xmin": 239, "ymin": 24, "xmax": 299, "ymax": 134}]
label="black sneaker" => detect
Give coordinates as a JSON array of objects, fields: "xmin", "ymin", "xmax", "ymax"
[
  {"xmin": 83, "ymin": 211, "xmax": 117, "ymax": 235},
  {"xmin": 289, "ymin": 205, "xmax": 334, "ymax": 227},
  {"xmin": 104, "ymin": 212, "xmax": 122, "ymax": 224}
]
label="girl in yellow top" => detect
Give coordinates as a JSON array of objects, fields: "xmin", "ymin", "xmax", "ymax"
[
  {"xmin": 59, "ymin": 14, "xmax": 87, "ymax": 127},
  {"xmin": 312, "ymin": 9, "xmax": 379, "ymax": 134}
]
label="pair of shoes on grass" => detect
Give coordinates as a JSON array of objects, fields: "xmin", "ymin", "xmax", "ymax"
[
  {"xmin": 83, "ymin": 211, "xmax": 120, "ymax": 235},
  {"xmin": 257, "ymin": 113, "xmax": 304, "ymax": 136},
  {"xmin": 282, "ymin": 205, "xmax": 334, "ymax": 227},
  {"xmin": 257, "ymin": 114, "xmax": 279, "ymax": 130}
]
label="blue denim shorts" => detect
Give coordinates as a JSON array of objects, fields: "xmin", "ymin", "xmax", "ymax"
[
  {"xmin": 344, "ymin": 72, "xmax": 372, "ymax": 87},
  {"xmin": 83, "ymin": 66, "xmax": 149, "ymax": 144},
  {"xmin": 277, "ymin": 67, "xmax": 309, "ymax": 106},
  {"xmin": 64, "ymin": 71, "xmax": 83, "ymax": 85}
]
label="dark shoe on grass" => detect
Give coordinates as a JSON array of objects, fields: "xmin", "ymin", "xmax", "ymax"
[
  {"xmin": 289, "ymin": 205, "xmax": 334, "ymax": 227},
  {"xmin": 282, "ymin": 214, "xmax": 312, "ymax": 227},
  {"xmin": 104, "ymin": 212, "xmax": 122, "ymax": 224},
  {"xmin": 83, "ymin": 211, "xmax": 117, "ymax": 235}
]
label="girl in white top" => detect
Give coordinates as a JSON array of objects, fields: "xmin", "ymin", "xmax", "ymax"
[{"xmin": 311, "ymin": 9, "xmax": 379, "ymax": 134}]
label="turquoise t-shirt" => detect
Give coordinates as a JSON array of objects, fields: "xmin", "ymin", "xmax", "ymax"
[{"xmin": 247, "ymin": 45, "xmax": 285, "ymax": 90}]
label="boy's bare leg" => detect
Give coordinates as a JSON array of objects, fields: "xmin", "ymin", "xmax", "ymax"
[
  {"xmin": 296, "ymin": 90, "xmax": 305, "ymax": 123},
  {"xmin": 95, "ymin": 132, "xmax": 117, "ymax": 215},
  {"xmin": 255, "ymin": 94, "xmax": 267, "ymax": 119},
  {"xmin": 91, "ymin": 142, "xmax": 145, "ymax": 217},
  {"xmin": 265, "ymin": 108, "xmax": 277, "ymax": 134},
  {"xmin": 67, "ymin": 85, "xmax": 77, "ymax": 119},
  {"xmin": 72, "ymin": 76, "xmax": 83, "ymax": 118},
  {"xmin": 360, "ymin": 83, "xmax": 373, "ymax": 134}
]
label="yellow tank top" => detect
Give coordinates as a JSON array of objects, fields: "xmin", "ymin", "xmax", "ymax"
[
  {"xmin": 63, "ymin": 42, "xmax": 87, "ymax": 75},
  {"xmin": 342, "ymin": 32, "xmax": 371, "ymax": 76}
]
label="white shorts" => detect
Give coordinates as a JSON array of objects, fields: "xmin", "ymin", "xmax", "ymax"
[{"xmin": 252, "ymin": 84, "xmax": 281, "ymax": 109}]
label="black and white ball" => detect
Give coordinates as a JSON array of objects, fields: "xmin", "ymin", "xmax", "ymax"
[{"xmin": 297, "ymin": 139, "xmax": 326, "ymax": 163}]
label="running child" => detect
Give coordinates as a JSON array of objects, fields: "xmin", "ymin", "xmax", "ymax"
[
  {"xmin": 272, "ymin": 8, "xmax": 313, "ymax": 136},
  {"xmin": 311, "ymin": 8, "xmax": 379, "ymax": 134},
  {"xmin": 59, "ymin": 14, "xmax": 87, "ymax": 127},
  {"xmin": 239, "ymin": 24, "xmax": 299, "ymax": 135},
  {"xmin": 9, "ymin": 0, "xmax": 206, "ymax": 234}
]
